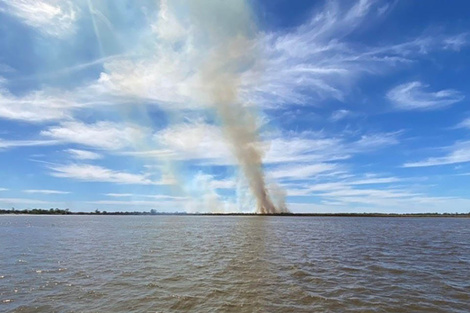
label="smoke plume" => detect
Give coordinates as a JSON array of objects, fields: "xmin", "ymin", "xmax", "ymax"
[
  {"xmin": 99, "ymin": 0, "xmax": 289, "ymax": 213},
  {"xmin": 194, "ymin": 2, "xmax": 288, "ymax": 214}
]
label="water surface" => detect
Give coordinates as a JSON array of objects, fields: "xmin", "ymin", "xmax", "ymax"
[{"xmin": 1, "ymin": 216, "xmax": 469, "ymax": 312}]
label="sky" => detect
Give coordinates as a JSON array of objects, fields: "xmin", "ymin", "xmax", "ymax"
[{"xmin": 0, "ymin": 0, "xmax": 470, "ymax": 213}]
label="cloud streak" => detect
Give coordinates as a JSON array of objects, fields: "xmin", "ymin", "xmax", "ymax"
[
  {"xmin": 0, "ymin": 0, "xmax": 78, "ymax": 37},
  {"xmin": 41, "ymin": 121, "xmax": 146, "ymax": 150},
  {"xmin": 0, "ymin": 138, "xmax": 58, "ymax": 149},
  {"xmin": 23, "ymin": 189, "xmax": 70, "ymax": 194},
  {"xmin": 49, "ymin": 163, "xmax": 164, "ymax": 185},
  {"xmin": 66, "ymin": 149, "xmax": 103, "ymax": 160},
  {"xmin": 0, "ymin": 88, "xmax": 78, "ymax": 122},
  {"xmin": 387, "ymin": 81, "xmax": 464, "ymax": 111},
  {"xmin": 403, "ymin": 141, "xmax": 470, "ymax": 167}
]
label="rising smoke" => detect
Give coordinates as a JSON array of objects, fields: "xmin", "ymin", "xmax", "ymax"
[
  {"xmin": 102, "ymin": 0, "xmax": 288, "ymax": 213},
  {"xmin": 191, "ymin": 1, "xmax": 288, "ymax": 214}
]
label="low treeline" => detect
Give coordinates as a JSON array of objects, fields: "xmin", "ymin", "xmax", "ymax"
[
  {"xmin": 0, "ymin": 208, "xmax": 469, "ymax": 217},
  {"xmin": 0, "ymin": 208, "xmax": 184, "ymax": 215},
  {"xmin": 1, "ymin": 208, "xmax": 73, "ymax": 215}
]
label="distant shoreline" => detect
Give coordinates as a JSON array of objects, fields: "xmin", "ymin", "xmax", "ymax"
[{"xmin": 1, "ymin": 209, "xmax": 469, "ymax": 218}]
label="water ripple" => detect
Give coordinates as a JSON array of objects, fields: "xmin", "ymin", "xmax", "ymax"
[{"xmin": 0, "ymin": 216, "xmax": 469, "ymax": 312}]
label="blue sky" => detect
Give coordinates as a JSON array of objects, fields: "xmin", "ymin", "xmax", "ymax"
[{"xmin": 0, "ymin": 0, "xmax": 470, "ymax": 213}]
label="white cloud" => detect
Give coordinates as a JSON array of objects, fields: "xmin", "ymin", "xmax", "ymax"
[
  {"xmin": 456, "ymin": 117, "xmax": 470, "ymax": 129},
  {"xmin": 125, "ymin": 122, "xmax": 400, "ymax": 171},
  {"xmin": 350, "ymin": 132, "xmax": 400, "ymax": 150},
  {"xmin": 85, "ymin": 199, "xmax": 190, "ymax": 212},
  {"xmin": 49, "ymin": 163, "xmax": 161, "ymax": 185},
  {"xmin": 330, "ymin": 109, "xmax": 353, "ymax": 121},
  {"xmin": 0, "ymin": 138, "xmax": 57, "ymax": 149},
  {"xmin": 240, "ymin": 4, "xmax": 468, "ymax": 107},
  {"xmin": 104, "ymin": 193, "xmax": 133, "ymax": 197},
  {"xmin": 320, "ymin": 187, "xmax": 418, "ymax": 199},
  {"xmin": 0, "ymin": 197, "xmax": 49, "ymax": 205},
  {"xmin": 443, "ymin": 33, "xmax": 469, "ymax": 51},
  {"xmin": 122, "ymin": 123, "xmax": 235, "ymax": 166},
  {"xmin": 0, "ymin": 196, "xmax": 187, "ymax": 212},
  {"xmin": 23, "ymin": 189, "xmax": 70, "ymax": 194},
  {"xmin": 284, "ymin": 174, "xmax": 401, "ymax": 196},
  {"xmin": 387, "ymin": 81, "xmax": 464, "ymax": 111},
  {"xmin": 283, "ymin": 178, "xmax": 463, "ymax": 213},
  {"xmin": 0, "ymin": 188, "xmax": 8, "ymax": 192},
  {"xmin": 145, "ymin": 124, "xmax": 343, "ymax": 165},
  {"xmin": 88, "ymin": 1, "xmax": 211, "ymax": 110},
  {"xmin": 403, "ymin": 141, "xmax": 470, "ymax": 167},
  {"xmin": 269, "ymin": 163, "xmax": 338, "ymax": 180},
  {"xmin": 81, "ymin": 0, "xmax": 469, "ymax": 112},
  {"xmin": 0, "ymin": 0, "xmax": 465, "ymax": 128},
  {"xmin": 0, "ymin": 0, "xmax": 78, "ymax": 37},
  {"xmin": 154, "ymin": 122, "xmax": 233, "ymax": 163},
  {"xmin": 104, "ymin": 193, "xmax": 187, "ymax": 200},
  {"xmin": 264, "ymin": 135, "xmax": 346, "ymax": 164},
  {"xmin": 88, "ymin": 199, "xmax": 185, "ymax": 206},
  {"xmin": 209, "ymin": 179, "xmax": 236, "ymax": 190},
  {"xmin": 0, "ymin": 0, "xmax": 463, "ymax": 126},
  {"xmin": 121, "ymin": 149, "xmax": 175, "ymax": 158},
  {"xmin": 151, "ymin": 0, "xmax": 188, "ymax": 42},
  {"xmin": 41, "ymin": 121, "xmax": 146, "ymax": 150},
  {"xmin": 348, "ymin": 176, "xmax": 400, "ymax": 185},
  {"xmin": 66, "ymin": 149, "xmax": 102, "ymax": 160},
  {"xmin": 20, "ymin": 54, "xmax": 125, "ymax": 82},
  {"xmin": 92, "ymin": 192, "xmax": 238, "ymax": 213},
  {"xmin": 0, "ymin": 88, "xmax": 78, "ymax": 122},
  {"xmin": 288, "ymin": 195, "xmax": 470, "ymax": 214},
  {"xmin": 267, "ymin": 131, "xmax": 399, "ymax": 165}
]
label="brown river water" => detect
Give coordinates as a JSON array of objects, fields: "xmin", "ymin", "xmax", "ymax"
[{"xmin": 1, "ymin": 215, "xmax": 469, "ymax": 312}]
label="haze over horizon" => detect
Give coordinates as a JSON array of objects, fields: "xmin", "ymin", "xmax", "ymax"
[{"xmin": 1, "ymin": 0, "xmax": 470, "ymax": 213}]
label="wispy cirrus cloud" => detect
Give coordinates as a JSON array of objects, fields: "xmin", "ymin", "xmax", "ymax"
[
  {"xmin": 84, "ymin": 199, "xmax": 191, "ymax": 212},
  {"xmin": 443, "ymin": 33, "xmax": 469, "ymax": 51},
  {"xmin": 0, "ymin": 197, "xmax": 49, "ymax": 205},
  {"xmin": 278, "ymin": 173, "xmax": 465, "ymax": 213},
  {"xmin": 41, "ymin": 121, "xmax": 146, "ymax": 150},
  {"xmin": 65, "ymin": 149, "xmax": 102, "ymax": 160},
  {"xmin": 0, "ymin": 120, "xmax": 145, "ymax": 152},
  {"xmin": 403, "ymin": 141, "xmax": 470, "ymax": 167},
  {"xmin": 282, "ymin": 175, "xmax": 467, "ymax": 213},
  {"xmin": 0, "ymin": 0, "xmax": 466, "ymax": 125},
  {"xmin": 0, "ymin": 88, "xmax": 79, "ymax": 122},
  {"xmin": 283, "ymin": 173, "xmax": 402, "ymax": 196},
  {"xmin": 48, "ymin": 163, "xmax": 163, "ymax": 185},
  {"xmin": 23, "ymin": 189, "xmax": 70, "ymax": 194},
  {"xmin": 347, "ymin": 176, "xmax": 401, "ymax": 185},
  {"xmin": 0, "ymin": 0, "xmax": 78, "ymax": 37},
  {"xmin": 124, "ymin": 121, "xmax": 400, "ymax": 167},
  {"xmin": 269, "ymin": 163, "xmax": 338, "ymax": 181},
  {"xmin": 0, "ymin": 138, "xmax": 58, "ymax": 149},
  {"xmin": 104, "ymin": 193, "xmax": 133, "ymax": 197},
  {"xmin": 456, "ymin": 117, "xmax": 470, "ymax": 129},
  {"xmin": 330, "ymin": 109, "xmax": 353, "ymax": 122},
  {"xmin": 104, "ymin": 193, "xmax": 187, "ymax": 200},
  {"xmin": 387, "ymin": 81, "xmax": 465, "ymax": 111},
  {"xmin": 240, "ymin": 5, "xmax": 468, "ymax": 107},
  {"xmin": 79, "ymin": 0, "xmax": 469, "ymax": 111}
]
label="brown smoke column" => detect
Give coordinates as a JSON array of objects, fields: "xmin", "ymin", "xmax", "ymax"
[{"xmin": 201, "ymin": 36, "xmax": 288, "ymax": 214}]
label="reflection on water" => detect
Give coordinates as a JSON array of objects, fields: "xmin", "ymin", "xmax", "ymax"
[{"xmin": 0, "ymin": 216, "xmax": 469, "ymax": 312}]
